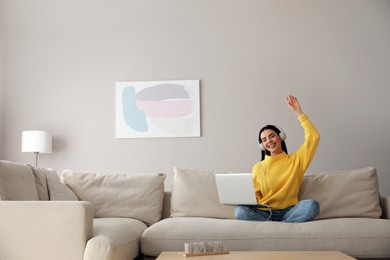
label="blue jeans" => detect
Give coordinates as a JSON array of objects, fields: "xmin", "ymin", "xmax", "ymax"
[{"xmin": 234, "ymin": 199, "xmax": 320, "ymax": 223}]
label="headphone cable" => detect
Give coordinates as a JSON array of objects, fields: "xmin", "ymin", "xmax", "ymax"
[{"xmin": 262, "ymin": 160, "xmax": 273, "ymax": 221}]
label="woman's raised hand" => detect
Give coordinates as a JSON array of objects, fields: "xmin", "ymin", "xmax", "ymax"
[{"xmin": 286, "ymin": 95, "xmax": 304, "ymax": 117}]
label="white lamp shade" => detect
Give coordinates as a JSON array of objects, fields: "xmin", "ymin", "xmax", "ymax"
[{"xmin": 21, "ymin": 131, "xmax": 52, "ymax": 153}]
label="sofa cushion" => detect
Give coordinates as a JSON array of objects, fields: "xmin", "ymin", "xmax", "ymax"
[
  {"xmin": 46, "ymin": 168, "xmax": 79, "ymax": 201},
  {"xmin": 62, "ymin": 170, "xmax": 166, "ymax": 226},
  {"xmin": 141, "ymin": 217, "xmax": 390, "ymax": 258},
  {"xmin": 30, "ymin": 166, "xmax": 78, "ymax": 201},
  {"xmin": 170, "ymin": 167, "xmax": 234, "ymax": 219},
  {"xmin": 299, "ymin": 167, "xmax": 382, "ymax": 219},
  {"xmin": 84, "ymin": 218, "xmax": 148, "ymax": 260},
  {"xmin": 30, "ymin": 166, "xmax": 50, "ymax": 200},
  {"xmin": 0, "ymin": 160, "xmax": 39, "ymax": 200}
]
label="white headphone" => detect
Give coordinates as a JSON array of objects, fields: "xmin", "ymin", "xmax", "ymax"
[{"xmin": 259, "ymin": 125, "xmax": 287, "ymax": 151}]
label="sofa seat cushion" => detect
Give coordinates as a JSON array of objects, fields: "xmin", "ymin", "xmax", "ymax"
[
  {"xmin": 84, "ymin": 218, "xmax": 148, "ymax": 260},
  {"xmin": 141, "ymin": 217, "xmax": 390, "ymax": 258}
]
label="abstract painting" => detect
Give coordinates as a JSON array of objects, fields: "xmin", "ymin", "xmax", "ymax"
[{"xmin": 116, "ymin": 80, "xmax": 200, "ymax": 138}]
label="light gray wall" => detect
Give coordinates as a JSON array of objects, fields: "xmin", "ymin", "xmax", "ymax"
[{"xmin": 1, "ymin": 0, "xmax": 390, "ymax": 194}]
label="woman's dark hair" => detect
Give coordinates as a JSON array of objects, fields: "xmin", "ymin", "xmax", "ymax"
[{"xmin": 258, "ymin": 125, "xmax": 288, "ymax": 161}]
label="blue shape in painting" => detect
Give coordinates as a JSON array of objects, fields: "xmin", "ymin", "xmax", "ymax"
[{"xmin": 122, "ymin": 86, "xmax": 148, "ymax": 132}]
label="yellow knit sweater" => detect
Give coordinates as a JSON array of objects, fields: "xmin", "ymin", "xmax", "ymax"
[{"xmin": 252, "ymin": 114, "xmax": 320, "ymax": 210}]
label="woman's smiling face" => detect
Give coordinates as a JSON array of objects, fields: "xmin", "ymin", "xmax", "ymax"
[{"xmin": 260, "ymin": 129, "xmax": 283, "ymax": 156}]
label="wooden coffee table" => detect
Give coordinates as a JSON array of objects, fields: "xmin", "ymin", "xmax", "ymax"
[{"xmin": 156, "ymin": 251, "xmax": 356, "ymax": 259}]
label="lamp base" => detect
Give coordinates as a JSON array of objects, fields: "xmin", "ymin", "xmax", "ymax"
[{"xmin": 34, "ymin": 152, "xmax": 39, "ymax": 167}]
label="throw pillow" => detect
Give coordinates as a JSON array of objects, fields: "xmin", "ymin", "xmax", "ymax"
[
  {"xmin": 43, "ymin": 168, "xmax": 79, "ymax": 201},
  {"xmin": 170, "ymin": 167, "xmax": 235, "ymax": 219},
  {"xmin": 62, "ymin": 170, "xmax": 166, "ymax": 226},
  {"xmin": 299, "ymin": 167, "xmax": 382, "ymax": 219},
  {"xmin": 0, "ymin": 160, "xmax": 39, "ymax": 200},
  {"xmin": 29, "ymin": 166, "xmax": 50, "ymax": 200}
]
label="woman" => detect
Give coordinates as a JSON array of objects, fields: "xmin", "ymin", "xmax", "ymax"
[{"xmin": 234, "ymin": 95, "xmax": 320, "ymax": 222}]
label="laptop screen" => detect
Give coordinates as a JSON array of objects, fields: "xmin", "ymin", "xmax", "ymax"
[{"xmin": 215, "ymin": 173, "xmax": 258, "ymax": 205}]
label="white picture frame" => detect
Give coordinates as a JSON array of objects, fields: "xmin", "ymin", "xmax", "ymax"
[{"xmin": 116, "ymin": 80, "xmax": 201, "ymax": 138}]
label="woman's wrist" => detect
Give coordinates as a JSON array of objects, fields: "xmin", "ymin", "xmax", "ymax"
[{"xmin": 295, "ymin": 110, "xmax": 304, "ymax": 117}]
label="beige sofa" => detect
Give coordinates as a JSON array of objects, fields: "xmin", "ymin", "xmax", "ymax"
[
  {"xmin": 143, "ymin": 167, "xmax": 390, "ymax": 259},
  {"xmin": 0, "ymin": 160, "xmax": 165, "ymax": 260},
  {"xmin": 1, "ymin": 160, "xmax": 390, "ymax": 260}
]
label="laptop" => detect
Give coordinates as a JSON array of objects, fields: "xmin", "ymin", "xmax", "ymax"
[{"xmin": 215, "ymin": 173, "xmax": 258, "ymax": 205}]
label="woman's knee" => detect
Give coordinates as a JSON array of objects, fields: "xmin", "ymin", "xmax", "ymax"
[
  {"xmin": 303, "ymin": 199, "xmax": 320, "ymax": 219},
  {"xmin": 308, "ymin": 199, "xmax": 320, "ymax": 212},
  {"xmin": 234, "ymin": 205, "xmax": 251, "ymax": 220}
]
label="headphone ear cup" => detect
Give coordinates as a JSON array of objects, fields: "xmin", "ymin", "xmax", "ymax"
[
  {"xmin": 259, "ymin": 143, "xmax": 265, "ymax": 151},
  {"xmin": 279, "ymin": 132, "xmax": 287, "ymax": 141},
  {"xmin": 274, "ymin": 125, "xmax": 287, "ymax": 141}
]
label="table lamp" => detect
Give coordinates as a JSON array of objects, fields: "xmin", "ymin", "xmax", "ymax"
[{"xmin": 21, "ymin": 130, "xmax": 52, "ymax": 166}]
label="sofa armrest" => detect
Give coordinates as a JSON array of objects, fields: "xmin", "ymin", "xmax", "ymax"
[
  {"xmin": 0, "ymin": 201, "xmax": 94, "ymax": 260},
  {"xmin": 380, "ymin": 196, "xmax": 390, "ymax": 219}
]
